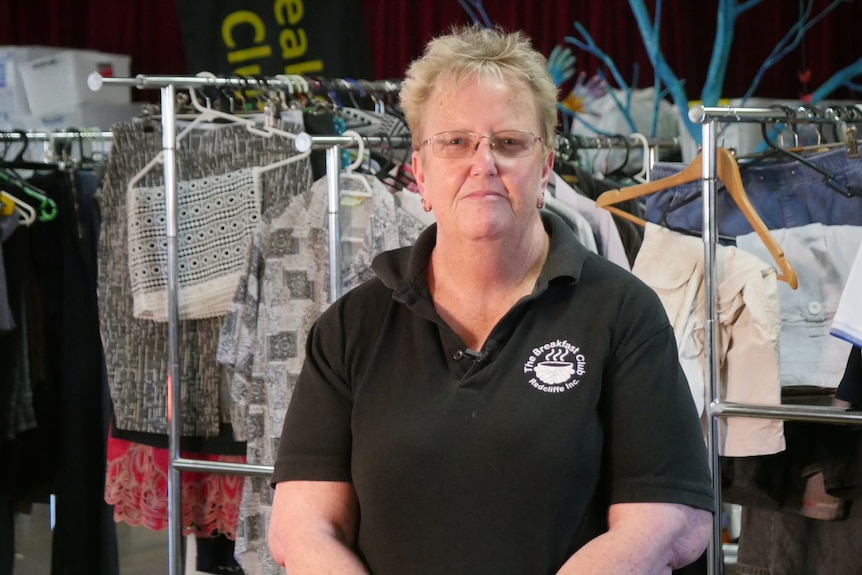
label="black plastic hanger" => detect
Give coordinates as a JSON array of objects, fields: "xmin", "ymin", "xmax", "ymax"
[{"xmin": 756, "ymin": 113, "xmax": 862, "ymax": 198}]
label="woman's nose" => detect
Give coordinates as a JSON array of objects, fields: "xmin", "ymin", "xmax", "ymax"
[{"xmin": 470, "ymin": 137, "xmax": 498, "ymax": 172}]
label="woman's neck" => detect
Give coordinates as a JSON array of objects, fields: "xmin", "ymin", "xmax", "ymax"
[{"xmin": 430, "ymin": 223, "xmax": 549, "ymax": 299}]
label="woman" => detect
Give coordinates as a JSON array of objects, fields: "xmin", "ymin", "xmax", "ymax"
[{"xmin": 268, "ymin": 26, "xmax": 714, "ymax": 574}]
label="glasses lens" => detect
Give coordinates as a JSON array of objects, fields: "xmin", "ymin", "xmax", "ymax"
[
  {"xmin": 428, "ymin": 130, "xmax": 539, "ymax": 159},
  {"xmin": 491, "ymin": 130, "xmax": 537, "ymax": 158},
  {"xmin": 431, "ymin": 131, "xmax": 477, "ymax": 159}
]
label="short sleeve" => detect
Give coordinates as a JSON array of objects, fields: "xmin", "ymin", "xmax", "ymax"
[
  {"xmin": 271, "ymin": 307, "xmax": 354, "ymax": 485},
  {"xmin": 603, "ymin": 291, "xmax": 715, "ymax": 513}
]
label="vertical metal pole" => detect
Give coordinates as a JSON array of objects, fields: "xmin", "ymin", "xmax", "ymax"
[
  {"xmin": 325, "ymin": 145, "xmax": 342, "ymax": 302},
  {"xmin": 162, "ymin": 84, "xmax": 184, "ymax": 575},
  {"xmin": 647, "ymin": 146, "xmax": 658, "ymax": 181},
  {"xmin": 701, "ymin": 119, "xmax": 722, "ymax": 575}
]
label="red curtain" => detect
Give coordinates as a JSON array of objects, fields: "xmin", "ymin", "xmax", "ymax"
[
  {"xmin": 1, "ymin": 0, "xmax": 859, "ymax": 101},
  {"xmin": 360, "ymin": 0, "xmax": 862, "ymax": 101}
]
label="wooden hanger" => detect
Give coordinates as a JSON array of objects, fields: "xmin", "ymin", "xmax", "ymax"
[{"xmin": 595, "ymin": 148, "xmax": 798, "ymax": 289}]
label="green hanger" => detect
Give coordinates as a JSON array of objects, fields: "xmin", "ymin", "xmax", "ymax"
[{"xmin": 0, "ymin": 168, "xmax": 58, "ymax": 222}]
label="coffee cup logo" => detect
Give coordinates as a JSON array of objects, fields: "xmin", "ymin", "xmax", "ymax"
[{"xmin": 523, "ymin": 339, "xmax": 586, "ymax": 394}]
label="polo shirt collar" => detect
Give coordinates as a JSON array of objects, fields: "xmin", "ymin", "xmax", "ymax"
[{"xmin": 373, "ymin": 210, "xmax": 591, "ymax": 305}]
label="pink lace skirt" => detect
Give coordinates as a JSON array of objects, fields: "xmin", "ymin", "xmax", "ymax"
[{"xmin": 104, "ymin": 435, "xmax": 245, "ymax": 539}]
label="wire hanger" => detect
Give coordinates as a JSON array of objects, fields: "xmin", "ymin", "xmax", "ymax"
[
  {"xmin": 629, "ymin": 132, "xmax": 650, "ymax": 183},
  {"xmin": 128, "ymin": 72, "xmax": 312, "ymax": 191},
  {"xmin": 595, "ymin": 147, "xmax": 798, "ymax": 289},
  {"xmin": 339, "ymin": 129, "xmax": 374, "ymax": 200}
]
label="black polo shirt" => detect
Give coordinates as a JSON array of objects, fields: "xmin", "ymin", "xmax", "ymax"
[{"xmin": 273, "ymin": 212, "xmax": 714, "ymax": 575}]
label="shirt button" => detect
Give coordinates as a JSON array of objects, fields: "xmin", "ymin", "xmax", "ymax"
[
  {"xmin": 808, "ymin": 301, "xmax": 823, "ymax": 315},
  {"xmin": 452, "ymin": 350, "xmax": 465, "ymax": 360}
]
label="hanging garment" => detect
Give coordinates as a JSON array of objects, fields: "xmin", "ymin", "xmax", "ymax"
[
  {"xmin": 737, "ymin": 223, "xmax": 862, "ymax": 389},
  {"xmin": 549, "ymin": 172, "xmax": 631, "ymax": 269},
  {"xmin": 128, "ymin": 167, "xmax": 263, "ymax": 321},
  {"xmin": 99, "ymin": 120, "xmax": 310, "ymax": 560},
  {"xmin": 562, "ymin": 166, "xmax": 644, "ymax": 266},
  {"xmin": 835, "ymin": 346, "xmax": 862, "ymax": 407},
  {"xmin": 0, "ymin": 214, "xmax": 18, "ymax": 335},
  {"xmin": 542, "ymin": 194, "xmax": 598, "ymax": 254},
  {"xmin": 0, "ymin": 169, "xmax": 119, "ymax": 575},
  {"xmin": 644, "ymin": 148, "xmax": 862, "ymax": 237},
  {"xmin": 633, "ymin": 222, "xmax": 784, "ymax": 457},
  {"xmin": 217, "ymin": 173, "xmax": 426, "ymax": 575},
  {"xmin": 731, "ymin": 420, "xmax": 862, "ymax": 575},
  {"xmin": 99, "ymin": 120, "xmax": 309, "ymax": 436},
  {"xmin": 104, "ymin": 434, "xmax": 245, "ymax": 538},
  {"xmin": 831, "ymin": 241, "xmax": 862, "ymax": 347}
]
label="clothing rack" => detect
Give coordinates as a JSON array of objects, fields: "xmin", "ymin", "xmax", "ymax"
[
  {"xmin": 91, "ymin": 72, "xmax": 407, "ymax": 575},
  {"xmin": 0, "ymin": 129, "xmax": 114, "ymax": 165},
  {"xmin": 90, "ymin": 71, "xmax": 690, "ymax": 574},
  {"xmin": 692, "ymin": 102, "xmax": 862, "ymax": 575},
  {"xmin": 555, "ymin": 132, "xmax": 679, "ymax": 178}
]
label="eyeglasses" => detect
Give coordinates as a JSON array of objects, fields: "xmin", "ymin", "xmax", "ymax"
[{"xmin": 421, "ymin": 130, "xmax": 544, "ymax": 159}]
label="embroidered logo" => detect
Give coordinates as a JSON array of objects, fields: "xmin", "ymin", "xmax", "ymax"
[{"xmin": 523, "ymin": 339, "xmax": 586, "ymax": 393}]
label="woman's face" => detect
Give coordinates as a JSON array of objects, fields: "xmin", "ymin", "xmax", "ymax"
[{"xmin": 412, "ymin": 74, "xmax": 554, "ymax": 244}]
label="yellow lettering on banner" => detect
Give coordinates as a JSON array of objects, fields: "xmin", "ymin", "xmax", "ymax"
[
  {"xmin": 228, "ymin": 45, "xmax": 273, "ymax": 64},
  {"xmin": 274, "ymin": 0, "xmax": 304, "ymax": 25},
  {"xmin": 222, "ymin": 10, "xmax": 266, "ymax": 48},
  {"xmin": 279, "ymin": 28, "xmax": 309, "ymax": 60},
  {"xmin": 285, "ymin": 60, "xmax": 323, "ymax": 75},
  {"xmin": 234, "ymin": 64, "xmax": 264, "ymax": 76}
]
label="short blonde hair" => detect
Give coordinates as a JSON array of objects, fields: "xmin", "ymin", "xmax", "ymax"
[{"xmin": 400, "ymin": 25, "xmax": 558, "ymax": 148}]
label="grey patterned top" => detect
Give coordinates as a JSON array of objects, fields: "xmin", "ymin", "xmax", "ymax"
[{"xmin": 217, "ymin": 174, "xmax": 427, "ymax": 574}]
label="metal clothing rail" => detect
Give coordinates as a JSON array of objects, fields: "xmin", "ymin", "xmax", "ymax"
[
  {"xmin": 691, "ymin": 103, "xmax": 862, "ymax": 124},
  {"xmin": 556, "ymin": 133, "xmax": 679, "ymax": 149},
  {"xmin": 88, "ymin": 72, "xmax": 401, "ymax": 95},
  {"xmin": 0, "ymin": 130, "xmax": 114, "ymax": 141},
  {"xmin": 555, "ymin": 133, "xmax": 680, "ymax": 179},
  {"xmin": 89, "ymin": 73, "xmax": 408, "ymax": 575},
  {"xmin": 694, "ymin": 102, "xmax": 862, "ymax": 575}
]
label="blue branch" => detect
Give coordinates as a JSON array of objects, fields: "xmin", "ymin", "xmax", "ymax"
[
  {"xmin": 564, "ymin": 22, "xmax": 639, "ymax": 134},
  {"xmin": 466, "ymin": 0, "xmax": 493, "ymax": 28},
  {"xmin": 566, "ymin": 23, "xmax": 630, "ymax": 91},
  {"xmin": 806, "ymin": 55, "xmax": 862, "ymax": 103},
  {"xmin": 557, "ymin": 103, "xmax": 614, "ymax": 136},
  {"xmin": 627, "ymin": 0, "xmax": 697, "ymax": 143},
  {"xmin": 737, "ymin": 0, "xmax": 762, "ymax": 13},
  {"xmin": 602, "ymin": 78, "xmax": 637, "ymax": 133},
  {"xmin": 743, "ymin": 0, "xmax": 847, "ymax": 102},
  {"xmin": 651, "ymin": 0, "xmax": 663, "ymax": 137},
  {"xmin": 457, "ymin": 0, "xmax": 493, "ymax": 28},
  {"xmin": 703, "ymin": 0, "xmax": 747, "ymax": 106}
]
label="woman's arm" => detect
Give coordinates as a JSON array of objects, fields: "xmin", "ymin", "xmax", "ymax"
[
  {"xmin": 557, "ymin": 502, "xmax": 712, "ymax": 575},
  {"xmin": 268, "ymin": 480, "xmax": 370, "ymax": 574}
]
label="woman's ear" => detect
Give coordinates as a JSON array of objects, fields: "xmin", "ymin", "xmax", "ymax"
[
  {"xmin": 540, "ymin": 148, "xmax": 555, "ymax": 189},
  {"xmin": 412, "ymin": 149, "xmax": 427, "ymax": 193}
]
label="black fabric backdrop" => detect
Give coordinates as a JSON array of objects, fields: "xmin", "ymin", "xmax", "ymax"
[{"xmin": 1, "ymin": 0, "xmax": 860, "ymax": 102}]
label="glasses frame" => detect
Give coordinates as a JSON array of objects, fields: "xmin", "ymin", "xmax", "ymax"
[{"xmin": 421, "ymin": 129, "xmax": 545, "ymax": 159}]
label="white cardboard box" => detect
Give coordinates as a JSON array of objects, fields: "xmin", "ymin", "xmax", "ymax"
[
  {"xmin": 20, "ymin": 49, "xmax": 131, "ymax": 115},
  {"xmin": 0, "ymin": 46, "xmax": 61, "ymax": 114}
]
